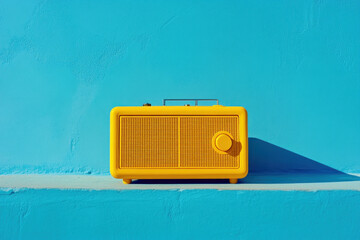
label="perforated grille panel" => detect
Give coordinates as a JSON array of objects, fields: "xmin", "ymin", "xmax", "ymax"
[
  {"xmin": 120, "ymin": 116, "xmax": 240, "ymax": 169},
  {"xmin": 120, "ymin": 117, "xmax": 178, "ymax": 168},
  {"xmin": 180, "ymin": 117, "xmax": 239, "ymax": 168}
]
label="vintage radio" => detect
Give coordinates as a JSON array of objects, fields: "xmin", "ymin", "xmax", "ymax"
[{"xmin": 110, "ymin": 99, "xmax": 248, "ymax": 184}]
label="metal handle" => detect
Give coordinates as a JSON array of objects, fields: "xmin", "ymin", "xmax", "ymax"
[{"xmin": 163, "ymin": 99, "xmax": 219, "ymax": 106}]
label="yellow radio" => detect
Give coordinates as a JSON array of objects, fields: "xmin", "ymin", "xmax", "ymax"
[{"xmin": 110, "ymin": 99, "xmax": 248, "ymax": 184}]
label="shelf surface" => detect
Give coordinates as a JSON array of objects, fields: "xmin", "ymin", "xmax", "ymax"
[{"xmin": 1, "ymin": 173, "xmax": 359, "ymax": 191}]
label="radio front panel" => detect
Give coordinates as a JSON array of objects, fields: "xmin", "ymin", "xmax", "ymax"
[{"xmin": 110, "ymin": 104, "xmax": 248, "ymax": 184}]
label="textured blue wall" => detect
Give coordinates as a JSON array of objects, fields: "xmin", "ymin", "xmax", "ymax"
[
  {"xmin": 1, "ymin": 189, "xmax": 360, "ymax": 240},
  {"xmin": 1, "ymin": 0, "xmax": 360, "ymax": 174}
]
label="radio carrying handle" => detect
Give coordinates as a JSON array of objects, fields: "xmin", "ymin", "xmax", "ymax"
[{"xmin": 163, "ymin": 99, "xmax": 219, "ymax": 106}]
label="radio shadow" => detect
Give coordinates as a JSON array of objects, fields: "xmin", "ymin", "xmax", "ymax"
[
  {"xmin": 133, "ymin": 137, "xmax": 359, "ymax": 184},
  {"xmin": 238, "ymin": 137, "xmax": 359, "ymax": 184}
]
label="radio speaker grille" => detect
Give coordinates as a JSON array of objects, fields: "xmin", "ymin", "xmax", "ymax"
[
  {"xmin": 120, "ymin": 117, "xmax": 178, "ymax": 168},
  {"xmin": 120, "ymin": 116, "xmax": 239, "ymax": 168},
  {"xmin": 180, "ymin": 117, "xmax": 239, "ymax": 168}
]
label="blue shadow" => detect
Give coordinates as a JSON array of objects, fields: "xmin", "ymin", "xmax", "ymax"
[
  {"xmin": 238, "ymin": 137, "xmax": 360, "ymax": 184},
  {"xmin": 248, "ymin": 137, "xmax": 342, "ymax": 174},
  {"xmin": 134, "ymin": 137, "xmax": 359, "ymax": 184}
]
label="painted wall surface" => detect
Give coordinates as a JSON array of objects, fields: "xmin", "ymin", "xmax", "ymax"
[
  {"xmin": 1, "ymin": 0, "xmax": 360, "ymax": 174},
  {"xmin": 0, "ymin": 189, "xmax": 359, "ymax": 239}
]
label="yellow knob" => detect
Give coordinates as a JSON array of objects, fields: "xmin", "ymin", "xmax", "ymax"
[{"xmin": 215, "ymin": 134, "xmax": 233, "ymax": 152}]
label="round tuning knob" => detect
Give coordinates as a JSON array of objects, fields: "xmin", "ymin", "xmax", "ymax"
[
  {"xmin": 215, "ymin": 134, "xmax": 233, "ymax": 151},
  {"xmin": 212, "ymin": 131, "xmax": 233, "ymax": 154}
]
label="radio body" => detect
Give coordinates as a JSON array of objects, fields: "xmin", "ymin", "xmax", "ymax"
[{"xmin": 110, "ymin": 100, "xmax": 248, "ymax": 184}]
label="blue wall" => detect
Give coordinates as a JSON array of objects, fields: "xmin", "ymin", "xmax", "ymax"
[
  {"xmin": 1, "ymin": 189, "xmax": 360, "ymax": 240},
  {"xmin": 1, "ymin": 0, "xmax": 360, "ymax": 174}
]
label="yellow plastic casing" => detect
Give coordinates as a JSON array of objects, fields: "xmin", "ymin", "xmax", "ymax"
[{"xmin": 110, "ymin": 106, "xmax": 248, "ymax": 181}]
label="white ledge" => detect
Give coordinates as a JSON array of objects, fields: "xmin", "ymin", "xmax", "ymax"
[{"xmin": 0, "ymin": 174, "xmax": 360, "ymax": 191}]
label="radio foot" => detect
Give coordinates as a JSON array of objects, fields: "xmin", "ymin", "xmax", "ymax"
[
  {"xmin": 123, "ymin": 179, "xmax": 132, "ymax": 184},
  {"xmin": 229, "ymin": 178, "xmax": 238, "ymax": 184}
]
